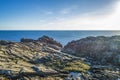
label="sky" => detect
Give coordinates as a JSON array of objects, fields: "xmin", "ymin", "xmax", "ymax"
[{"xmin": 0, "ymin": 0, "xmax": 120, "ymax": 30}]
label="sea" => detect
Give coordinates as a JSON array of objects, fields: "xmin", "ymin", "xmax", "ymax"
[{"xmin": 0, "ymin": 30, "xmax": 120, "ymax": 45}]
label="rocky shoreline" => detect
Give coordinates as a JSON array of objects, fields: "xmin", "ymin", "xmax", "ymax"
[{"xmin": 0, "ymin": 35, "xmax": 120, "ymax": 80}]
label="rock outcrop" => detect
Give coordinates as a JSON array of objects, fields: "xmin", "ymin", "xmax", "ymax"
[
  {"xmin": 0, "ymin": 35, "xmax": 119, "ymax": 80},
  {"xmin": 20, "ymin": 35, "xmax": 62, "ymax": 50},
  {"xmin": 62, "ymin": 36, "xmax": 120, "ymax": 66},
  {"xmin": 38, "ymin": 35, "xmax": 62, "ymax": 50},
  {"xmin": 0, "ymin": 36, "xmax": 63, "ymax": 74},
  {"xmin": 0, "ymin": 35, "xmax": 75, "ymax": 79},
  {"xmin": 21, "ymin": 38, "xmax": 34, "ymax": 42},
  {"xmin": 0, "ymin": 40, "xmax": 13, "ymax": 45}
]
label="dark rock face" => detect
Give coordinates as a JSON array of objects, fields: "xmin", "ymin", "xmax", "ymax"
[
  {"xmin": 0, "ymin": 40, "xmax": 13, "ymax": 45},
  {"xmin": 62, "ymin": 36, "xmax": 120, "ymax": 66},
  {"xmin": 21, "ymin": 38, "xmax": 34, "ymax": 42}
]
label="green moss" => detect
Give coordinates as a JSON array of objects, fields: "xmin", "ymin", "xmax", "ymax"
[
  {"xmin": 40, "ymin": 56, "xmax": 90, "ymax": 73},
  {"xmin": 11, "ymin": 57, "xmax": 19, "ymax": 63},
  {"xmin": 63, "ymin": 60, "xmax": 90, "ymax": 72}
]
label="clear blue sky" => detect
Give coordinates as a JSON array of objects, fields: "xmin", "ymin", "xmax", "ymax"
[{"xmin": 0, "ymin": 0, "xmax": 116, "ymax": 30}]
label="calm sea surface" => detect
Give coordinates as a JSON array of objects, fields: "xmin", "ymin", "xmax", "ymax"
[{"xmin": 0, "ymin": 30, "xmax": 120, "ymax": 45}]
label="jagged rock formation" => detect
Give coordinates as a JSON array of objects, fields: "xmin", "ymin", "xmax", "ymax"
[
  {"xmin": 21, "ymin": 35, "xmax": 62, "ymax": 50},
  {"xmin": 0, "ymin": 35, "xmax": 89, "ymax": 80},
  {"xmin": 0, "ymin": 36, "xmax": 65, "ymax": 79},
  {"xmin": 0, "ymin": 35, "xmax": 119, "ymax": 80},
  {"xmin": 62, "ymin": 36, "xmax": 120, "ymax": 66}
]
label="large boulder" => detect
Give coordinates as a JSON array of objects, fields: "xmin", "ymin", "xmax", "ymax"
[{"xmin": 62, "ymin": 36, "xmax": 120, "ymax": 66}]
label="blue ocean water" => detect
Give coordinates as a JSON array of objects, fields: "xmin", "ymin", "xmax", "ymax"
[{"xmin": 0, "ymin": 30, "xmax": 120, "ymax": 45}]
